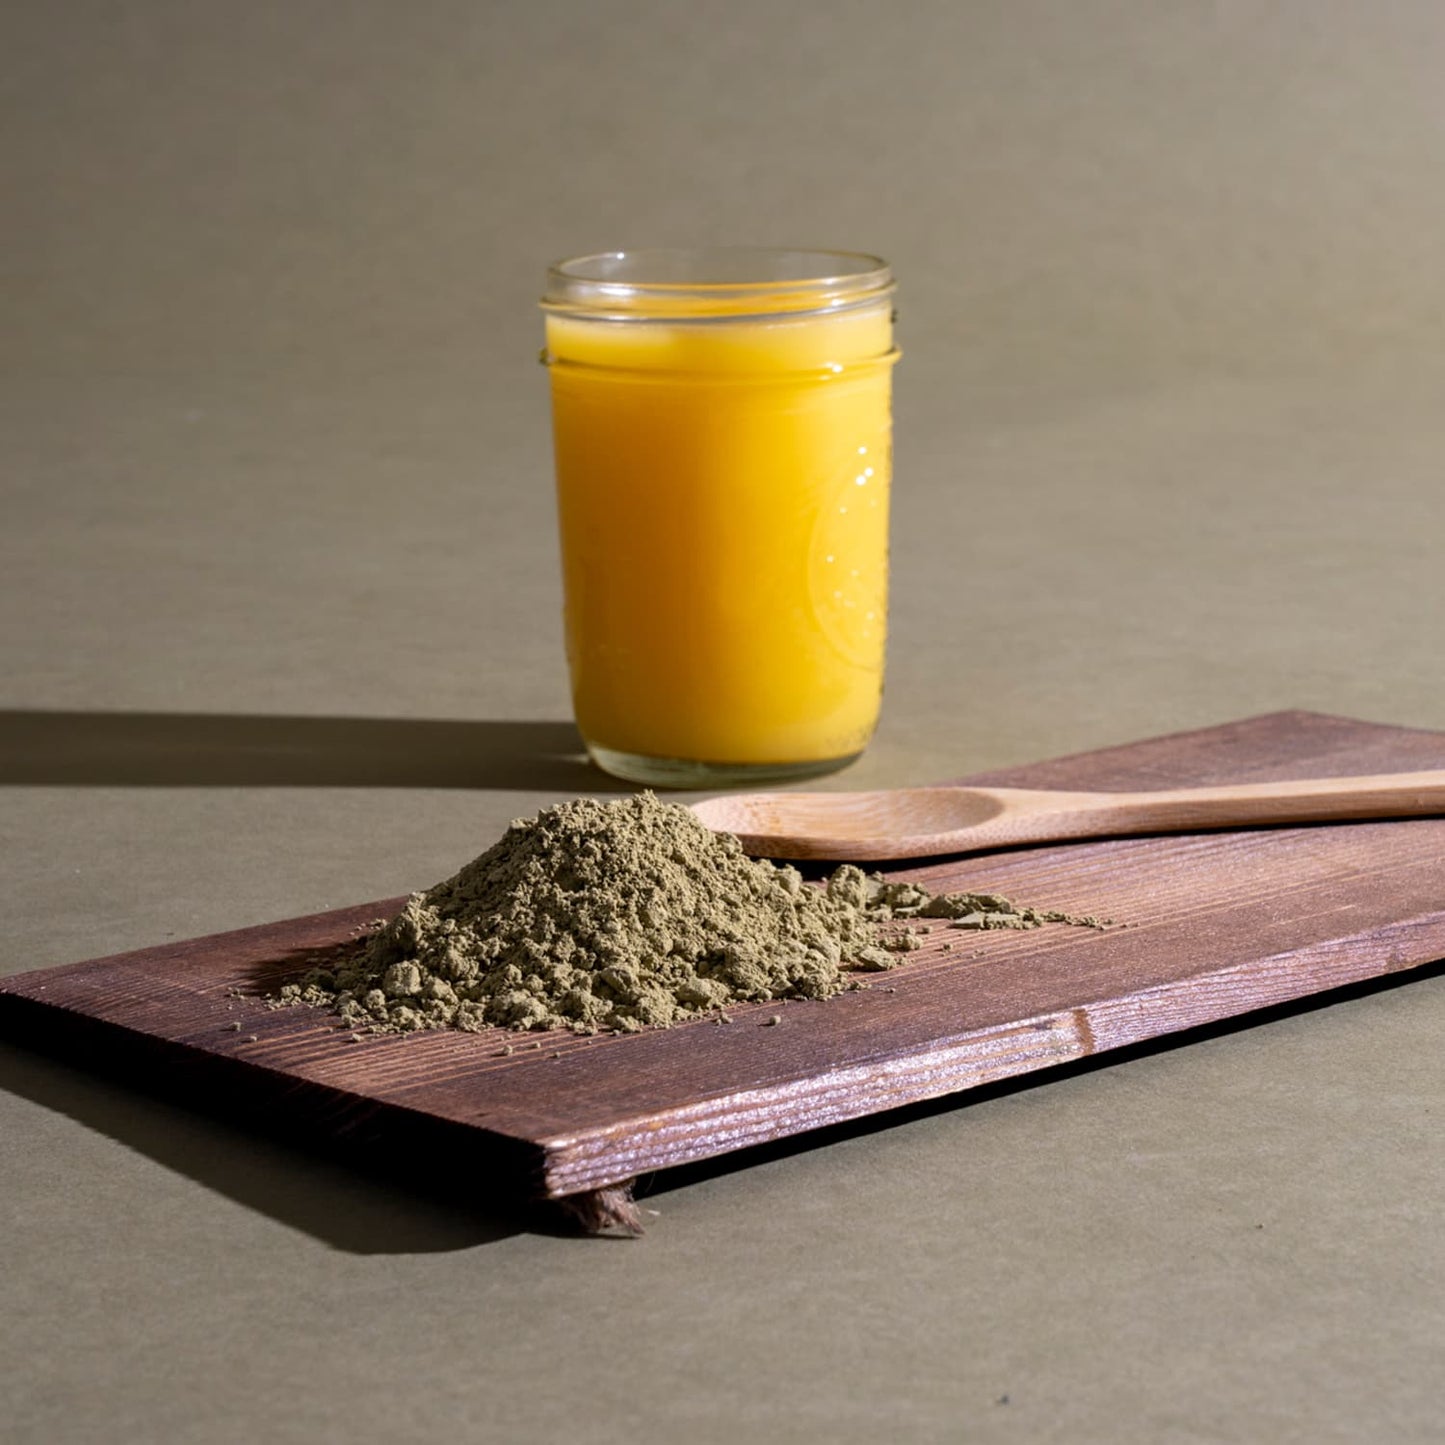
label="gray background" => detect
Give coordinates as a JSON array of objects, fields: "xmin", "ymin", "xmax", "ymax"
[{"xmin": 4, "ymin": 3, "xmax": 1443, "ymax": 1441}]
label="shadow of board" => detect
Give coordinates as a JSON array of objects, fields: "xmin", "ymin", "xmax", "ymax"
[
  {"xmin": 0, "ymin": 710, "xmax": 632, "ymax": 792},
  {"xmin": 0, "ymin": 1041, "xmax": 539, "ymax": 1252}
]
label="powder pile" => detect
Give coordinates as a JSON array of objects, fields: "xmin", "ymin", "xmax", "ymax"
[{"xmin": 277, "ymin": 793, "xmax": 1102, "ymax": 1036}]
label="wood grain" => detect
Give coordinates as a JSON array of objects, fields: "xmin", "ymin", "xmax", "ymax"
[{"xmin": 4, "ymin": 710, "xmax": 1445, "ymax": 1222}]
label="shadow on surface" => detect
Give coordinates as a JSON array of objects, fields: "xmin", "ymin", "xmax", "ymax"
[
  {"xmin": 0, "ymin": 1042, "xmax": 590, "ymax": 1251},
  {"xmin": 0, "ymin": 710, "xmax": 631, "ymax": 791}
]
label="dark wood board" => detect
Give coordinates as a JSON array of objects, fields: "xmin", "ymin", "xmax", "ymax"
[{"xmin": 5, "ymin": 710, "xmax": 1445, "ymax": 1224}]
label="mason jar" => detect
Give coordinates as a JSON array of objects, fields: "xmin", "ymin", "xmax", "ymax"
[{"xmin": 541, "ymin": 248, "xmax": 898, "ymax": 788}]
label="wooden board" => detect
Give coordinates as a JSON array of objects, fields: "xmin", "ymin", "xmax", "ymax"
[{"xmin": 5, "ymin": 710, "xmax": 1445, "ymax": 1228}]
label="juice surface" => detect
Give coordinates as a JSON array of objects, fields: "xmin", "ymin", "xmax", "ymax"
[{"xmin": 546, "ymin": 303, "xmax": 894, "ymax": 766}]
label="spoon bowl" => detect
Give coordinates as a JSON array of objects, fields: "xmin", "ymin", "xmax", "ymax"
[{"xmin": 691, "ymin": 787, "xmax": 1011, "ymax": 859}]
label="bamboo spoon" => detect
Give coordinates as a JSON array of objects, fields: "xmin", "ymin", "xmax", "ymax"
[{"xmin": 689, "ymin": 770, "xmax": 1445, "ymax": 861}]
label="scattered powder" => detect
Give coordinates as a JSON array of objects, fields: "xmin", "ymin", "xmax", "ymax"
[{"xmin": 276, "ymin": 794, "xmax": 1104, "ymax": 1036}]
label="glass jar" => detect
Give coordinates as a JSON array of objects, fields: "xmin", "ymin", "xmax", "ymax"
[{"xmin": 541, "ymin": 248, "xmax": 898, "ymax": 788}]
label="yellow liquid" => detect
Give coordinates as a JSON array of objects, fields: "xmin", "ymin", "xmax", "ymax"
[{"xmin": 546, "ymin": 302, "xmax": 894, "ymax": 769}]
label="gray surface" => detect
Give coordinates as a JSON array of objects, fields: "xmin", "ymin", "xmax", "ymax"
[{"xmin": 3, "ymin": 3, "xmax": 1443, "ymax": 1441}]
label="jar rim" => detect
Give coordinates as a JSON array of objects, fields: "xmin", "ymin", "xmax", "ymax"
[{"xmin": 542, "ymin": 248, "xmax": 893, "ymax": 319}]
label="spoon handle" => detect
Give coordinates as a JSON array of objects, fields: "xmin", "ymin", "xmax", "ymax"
[{"xmin": 1076, "ymin": 770, "xmax": 1445, "ymax": 835}]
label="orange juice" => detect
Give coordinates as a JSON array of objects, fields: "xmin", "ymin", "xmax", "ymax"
[{"xmin": 542, "ymin": 250, "xmax": 897, "ymax": 786}]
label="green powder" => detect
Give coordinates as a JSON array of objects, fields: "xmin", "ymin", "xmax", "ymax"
[{"xmin": 277, "ymin": 793, "xmax": 1103, "ymax": 1036}]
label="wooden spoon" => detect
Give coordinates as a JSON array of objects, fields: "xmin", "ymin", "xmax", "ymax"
[{"xmin": 689, "ymin": 770, "xmax": 1445, "ymax": 860}]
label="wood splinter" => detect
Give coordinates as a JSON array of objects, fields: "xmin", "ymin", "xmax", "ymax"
[{"xmin": 557, "ymin": 1180, "xmax": 646, "ymax": 1237}]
